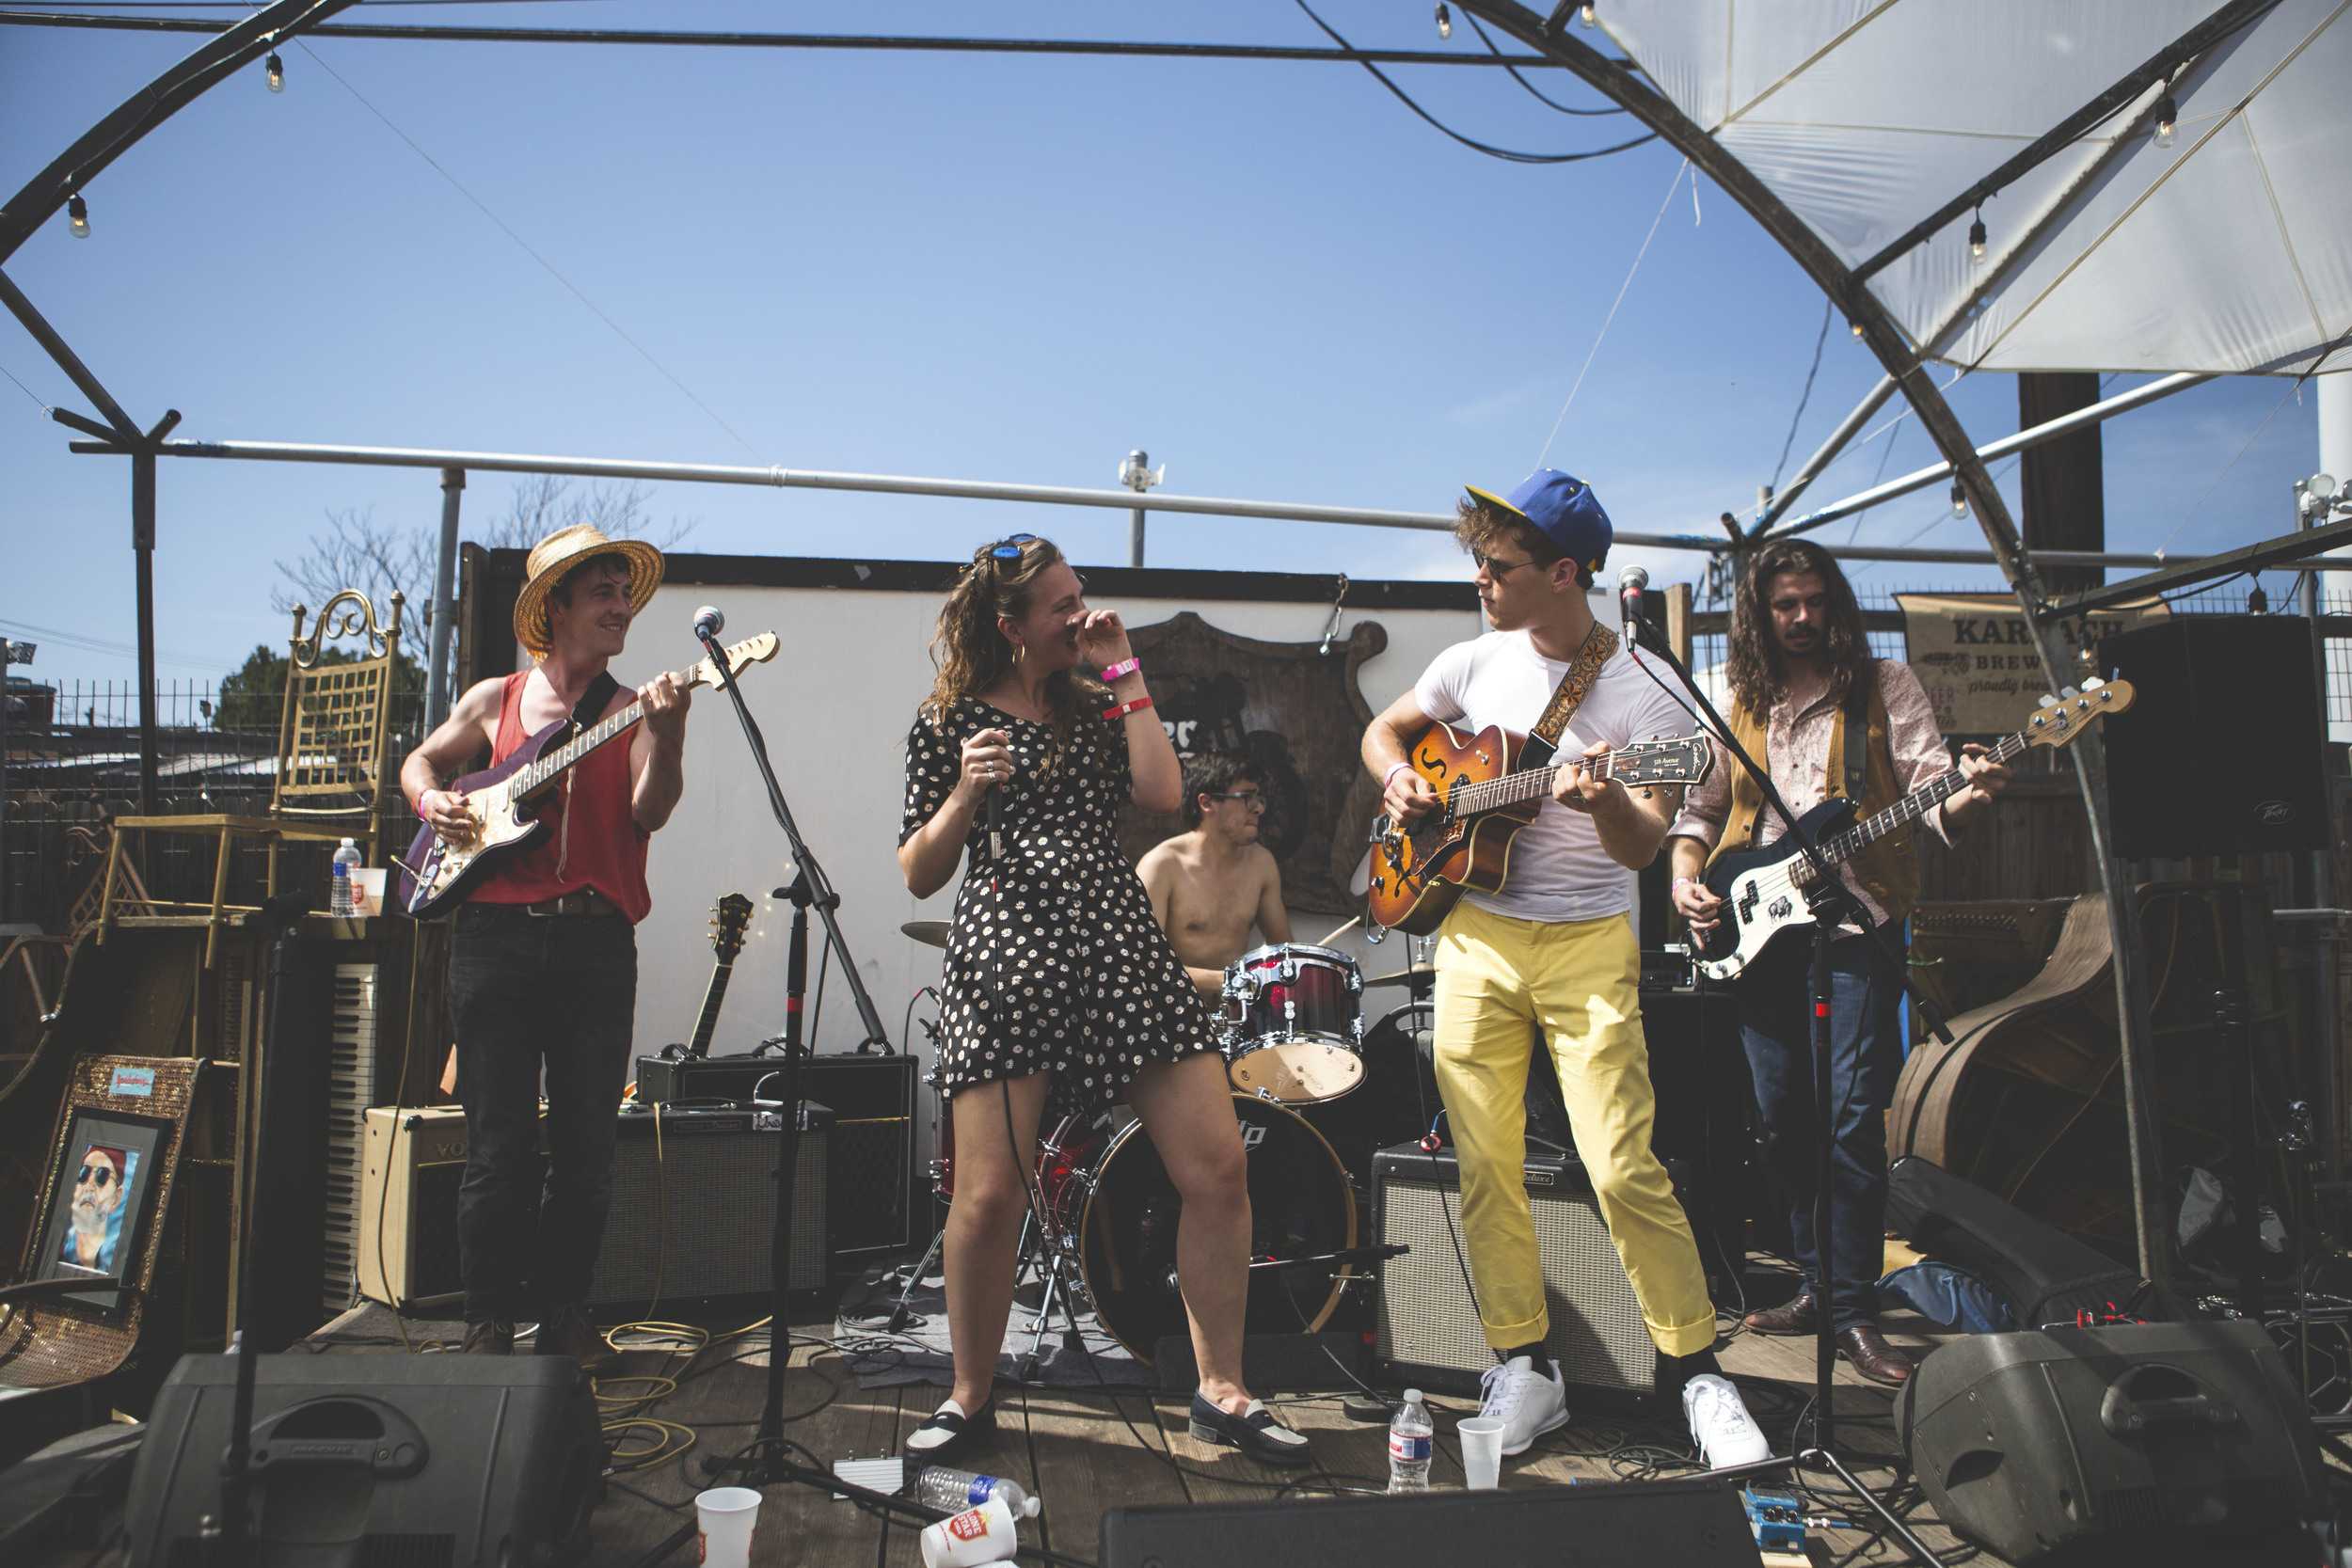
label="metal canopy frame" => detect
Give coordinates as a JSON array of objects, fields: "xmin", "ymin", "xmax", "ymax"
[{"xmin": 8, "ymin": 2, "xmax": 2346, "ymax": 1289}]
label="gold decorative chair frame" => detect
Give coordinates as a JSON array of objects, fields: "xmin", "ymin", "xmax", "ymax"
[{"xmin": 98, "ymin": 590, "xmax": 405, "ymax": 964}]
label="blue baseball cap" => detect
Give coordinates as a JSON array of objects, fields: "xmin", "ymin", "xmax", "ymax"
[{"xmin": 1464, "ymin": 468, "xmax": 1612, "ymax": 578}]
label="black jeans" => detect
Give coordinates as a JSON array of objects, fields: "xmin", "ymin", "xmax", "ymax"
[
  {"xmin": 1736, "ymin": 931, "xmax": 1902, "ymax": 1331},
  {"xmin": 449, "ymin": 903, "xmax": 638, "ymax": 1324}
]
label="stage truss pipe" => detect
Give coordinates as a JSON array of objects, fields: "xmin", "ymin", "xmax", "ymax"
[
  {"xmin": 131, "ymin": 450, "xmax": 158, "ymax": 817},
  {"xmin": 0, "ymin": 266, "xmax": 138, "ymax": 441},
  {"xmin": 1458, "ymin": 0, "xmax": 2172, "ymax": 1292},
  {"xmin": 426, "ymin": 467, "xmax": 464, "ymax": 732},
  {"xmin": 1752, "ymin": 373, "xmax": 1898, "ymax": 535}
]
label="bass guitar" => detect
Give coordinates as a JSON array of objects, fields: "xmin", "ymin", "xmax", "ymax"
[
  {"xmin": 394, "ymin": 632, "xmax": 780, "ymax": 919},
  {"xmin": 1692, "ymin": 679, "xmax": 2134, "ymax": 981},
  {"xmin": 1366, "ymin": 723, "xmax": 1714, "ymax": 935}
]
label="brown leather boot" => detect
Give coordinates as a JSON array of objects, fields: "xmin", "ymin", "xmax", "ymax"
[
  {"xmin": 535, "ymin": 1304, "xmax": 615, "ymax": 1371},
  {"xmin": 1741, "ymin": 1291, "xmax": 1819, "ymax": 1336},
  {"xmin": 1836, "ymin": 1323, "xmax": 1914, "ymax": 1386},
  {"xmin": 460, "ymin": 1319, "xmax": 515, "ymax": 1355}
]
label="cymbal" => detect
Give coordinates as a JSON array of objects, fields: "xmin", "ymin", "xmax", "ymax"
[
  {"xmin": 900, "ymin": 919, "xmax": 950, "ymax": 950},
  {"xmin": 1362, "ymin": 967, "xmax": 1437, "ymax": 990}
]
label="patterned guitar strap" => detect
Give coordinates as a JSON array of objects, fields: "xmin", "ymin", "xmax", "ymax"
[{"xmin": 1523, "ymin": 621, "xmax": 1619, "ymax": 768}]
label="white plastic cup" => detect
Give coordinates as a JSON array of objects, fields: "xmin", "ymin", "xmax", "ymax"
[
  {"xmin": 918, "ymin": 1492, "xmax": 1020, "ymax": 1568},
  {"xmin": 694, "ymin": 1485, "xmax": 762, "ymax": 1568},
  {"xmin": 1457, "ymin": 1417, "xmax": 1505, "ymax": 1491}
]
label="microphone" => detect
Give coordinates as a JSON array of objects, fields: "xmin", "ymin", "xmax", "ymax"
[
  {"xmin": 691, "ymin": 604, "xmax": 724, "ymax": 642},
  {"xmin": 1616, "ymin": 563, "xmax": 1649, "ymax": 648}
]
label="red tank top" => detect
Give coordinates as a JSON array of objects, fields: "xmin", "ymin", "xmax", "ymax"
[{"xmin": 469, "ymin": 669, "xmax": 653, "ymax": 924}]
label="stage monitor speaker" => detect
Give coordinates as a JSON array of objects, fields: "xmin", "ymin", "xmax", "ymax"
[
  {"xmin": 2102, "ymin": 616, "xmax": 2330, "ymax": 855},
  {"xmin": 1884, "ymin": 1156, "xmax": 2144, "ymax": 1328},
  {"xmin": 1373, "ymin": 1141, "xmax": 1675, "ymax": 1399},
  {"xmin": 1897, "ymin": 1319, "xmax": 2321, "ymax": 1563},
  {"xmin": 587, "ymin": 1101, "xmax": 833, "ymax": 1310},
  {"xmin": 634, "ymin": 1050, "xmax": 917, "ymax": 1259},
  {"xmin": 122, "ymin": 1353, "xmax": 603, "ymax": 1568},
  {"xmin": 357, "ymin": 1105, "xmax": 467, "ymax": 1310},
  {"xmin": 1102, "ymin": 1476, "xmax": 1762, "ymax": 1567}
]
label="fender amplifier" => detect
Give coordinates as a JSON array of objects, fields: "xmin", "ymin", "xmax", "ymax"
[
  {"xmin": 357, "ymin": 1105, "xmax": 469, "ymax": 1310},
  {"xmin": 588, "ymin": 1101, "xmax": 833, "ymax": 1310},
  {"xmin": 1373, "ymin": 1141, "xmax": 1679, "ymax": 1399},
  {"xmin": 634, "ymin": 1051, "xmax": 917, "ymax": 1259}
]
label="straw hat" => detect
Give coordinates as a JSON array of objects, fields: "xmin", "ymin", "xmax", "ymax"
[{"xmin": 511, "ymin": 523, "xmax": 665, "ymax": 656}]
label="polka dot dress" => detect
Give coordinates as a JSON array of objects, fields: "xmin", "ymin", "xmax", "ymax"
[{"xmin": 901, "ymin": 697, "xmax": 1220, "ymax": 1115}]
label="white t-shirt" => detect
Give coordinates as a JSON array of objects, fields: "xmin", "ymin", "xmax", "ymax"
[{"xmin": 1412, "ymin": 629, "xmax": 1690, "ymax": 924}]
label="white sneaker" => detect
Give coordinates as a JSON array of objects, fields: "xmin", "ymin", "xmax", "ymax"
[
  {"xmin": 1682, "ymin": 1372, "xmax": 1770, "ymax": 1468},
  {"xmin": 1477, "ymin": 1354, "xmax": 1570, "ymax": 1457}
]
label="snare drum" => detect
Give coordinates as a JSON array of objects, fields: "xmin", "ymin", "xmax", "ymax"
[{"xmin": 1221, "ymin": 942, "xmax": 1365, "ymax": 1104}]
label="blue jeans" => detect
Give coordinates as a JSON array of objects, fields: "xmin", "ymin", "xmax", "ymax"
[
  {"xmin": 449, "ymin": 903, "xmax": 638, "ymax": 1323},
  {"xmin": 1736, "ymin": 931, "xmax": 1902, "ymax": 1331}
]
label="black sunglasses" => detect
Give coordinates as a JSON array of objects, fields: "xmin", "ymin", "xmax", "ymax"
[
  {"xmin": 1207, "ymin": 791, "xmax": 1267, "ymax": 808},
  {"xmin": 1471, "ymin": 549, "xmax": 1538, "ymax": 578},
  {"xmin": 78, "ymin": 1164, "xmax": 117, "ymax": 1187}
]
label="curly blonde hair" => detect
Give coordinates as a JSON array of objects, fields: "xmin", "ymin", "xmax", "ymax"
[{"xmin": 923, "ymin": 535, "xmax": 1106, "ymax": 754}]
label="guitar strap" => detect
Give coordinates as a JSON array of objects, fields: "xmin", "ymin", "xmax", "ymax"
[
  {"xmin": 553, "ymin": 671, "xmax": 620, "ymax": 879},
  {"xmin": 1838, "ymin": 663, "xmax": 1873, "ymax": 804},
  {"xmin": 1523, "ymin": 622, "xmax": 1619, "ymax": 768}
]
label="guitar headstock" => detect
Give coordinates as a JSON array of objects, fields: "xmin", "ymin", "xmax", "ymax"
[
  {"xmin": 1615, "ymin": 735, "xmax": 1715, "ymax": 787},
  {"xmin": 689, "ymin": 632, "xmax": 782, "ymax": 692},
  {"xmin": 2022, "ymin": 677, "xmax": 2134, "ymax": 750},
  {"xmin": 710, "ymin": 892, "xmax": 754, "ymax": 962}
]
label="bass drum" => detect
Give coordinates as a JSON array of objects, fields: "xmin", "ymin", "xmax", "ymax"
[{"xmin": 1076, "ymin": 1094, "xmax": 1357, "ymax": 1363}]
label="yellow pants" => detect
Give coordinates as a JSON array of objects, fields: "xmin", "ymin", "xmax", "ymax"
[{"xmin": 1431, "ymin": 900, "xmax": 1717, "ymax": 1358}]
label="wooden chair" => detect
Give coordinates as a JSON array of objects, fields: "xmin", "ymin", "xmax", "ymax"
[{"xmin": 98, "ymin": 590, "xmax": 405, "ymax": 965}]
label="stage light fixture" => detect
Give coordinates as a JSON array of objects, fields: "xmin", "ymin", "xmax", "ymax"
[
  {"xmin": 1949, "ymin": 483, "xmax": 1969, "ymax": 518},
  {"xmin": 1435, "ymin": 4, "xmax": 1451, "ymax": 40},
  {"xmin": 2309, "ymin": 472, "xmax": 2339, "ymax": 500},
  {"xmin": 1968, "ymin": 211, "xmax": 1986, "ymax": 263},
  {"xmin": 266, "ymin": 52, "xmax": 284, "ymax": 92},
  {"xmin": 67, "ymin": 194, "xmax": 88, "ymax": 239},
  {"xmin": 2154, "ymin": 94, "xmax": 2177, "ymax": 149}
]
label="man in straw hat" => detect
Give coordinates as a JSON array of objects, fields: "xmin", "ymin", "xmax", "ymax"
[{"xmin": 401, "ymin": 522, "xmax": 690, "ymax": 1364}]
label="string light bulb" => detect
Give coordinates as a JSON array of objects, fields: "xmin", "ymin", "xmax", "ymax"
[
  {"xmin": 1849, "ymin": 318, "xmax": 1865, "ymax": 340},
  {"xmin": 67, "ymin": 194, "xmax": 89, "ymax": 239},
  {"xmin": 1968, "ymin": 209, "xmax": 1987, "ymax": 263},
  {"xmin": 266, "ymin": 51, "xmax": 284, "ymax": 92},
  {"xmin": 2154, "ymin": 94, "xmax": 2177, "ymax": 149},
  {"xmin": 1434, "ymin": 3, "xmax": 1451, "ymax": 39},
  {"xmin": 1949, "ymin": 483, "xmax": 1969, "ymax": 518},
  {"xmin": 1580, "ymin": 4, "xmax": 1598, "ymax": 25}
]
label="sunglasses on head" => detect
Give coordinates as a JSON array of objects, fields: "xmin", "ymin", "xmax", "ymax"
[
  {"xmin": 78, "ymin": 1164, "xmax": 117, "ymax": 1187},
  {"xmin": 989, "ymin": 532, "xmax": 1040, "ymax": 562}
]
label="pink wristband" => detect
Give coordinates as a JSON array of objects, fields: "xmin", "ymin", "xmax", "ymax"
[
  {"xmin": 1101, "ymin": 657, "xmax": 1141, "ymax": 684},
  {"xmin": 1382, "ymin": 760, "xmax": 1414, "ymax": 790}
]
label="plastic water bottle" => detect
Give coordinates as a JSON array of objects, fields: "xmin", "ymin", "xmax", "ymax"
[
  {"xmin": 329, "ymin": 838, "xmax": 362, "ymax": 917},
  {"xmin": 1387, "ymin": 1388, "xmax": 1433, "ymax": 1494},
  {"xmin": 908, "ymin": 1464, "xmax": 1041, "ymax": 1520}
]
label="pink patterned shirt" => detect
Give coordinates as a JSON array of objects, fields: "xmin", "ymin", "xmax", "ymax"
[{"xmin": 1666, "ymin": 659, "xmax": 1956, "ymax": 929}]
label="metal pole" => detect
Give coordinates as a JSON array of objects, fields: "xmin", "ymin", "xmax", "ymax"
[
  {"xmin": 1751, "ymin": 372, "xmax": 1897, "ymax": 534},
  {"xmin": 0, "ymin": 645, "xmax": 11, "ymax": 926},
  {"xmin": 1130, "ymin": 506, "xmax": 1146, "ymax": 568},
  {"xmin": 132, "ymin": 449, "xmax": 159, "ymax": 816},
  {"xmin": 427, "ymin": 467, "xmax": 465, "ymax": 729},
  {"xmin": 2300, "ymin": 488, "xmax": 2343, "ymax": 1180},
  {"xmin": 1770, "ymin": 372, "xmax": 2212, "ymax": 540}
]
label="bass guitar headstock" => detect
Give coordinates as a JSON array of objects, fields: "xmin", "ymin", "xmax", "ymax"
[{"xmin": 2023, "ymin": 677, "xmax": 2134, "ymax": 750}]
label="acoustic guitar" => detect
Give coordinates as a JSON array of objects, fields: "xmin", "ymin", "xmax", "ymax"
[
  {"xmin": 668, "ymin": 894, "xmax": 754, "ymax": 1059},
  {"xmin": 1366, "ymin": 724, "xmax": 1714, "ymax": 935},
  {"xmin": 394, "ymin": 633, "xmax": 779, "ymax": 920}
]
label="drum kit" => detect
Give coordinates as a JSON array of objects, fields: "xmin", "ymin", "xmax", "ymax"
[{"xmin": 895, "ymin": 920, "xmax": 1544, "ymax": 1365}]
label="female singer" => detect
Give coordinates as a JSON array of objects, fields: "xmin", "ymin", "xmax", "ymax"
[{"xmin": 897, "ymin": 533, "xmax": 1309, "ymax": 1467}]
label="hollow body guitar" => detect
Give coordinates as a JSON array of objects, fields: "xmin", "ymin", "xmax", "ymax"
[
  {"xmin": 394, "ymin": 633, "xmax": 779, "ymax": 920},
  {"xmin": 1692, "ymin": 679, "xmax": 2134, "ymax": 981},
  {"xmin": 1366, "ymin": 722, "xmax": 1714, "ymax": 936}
]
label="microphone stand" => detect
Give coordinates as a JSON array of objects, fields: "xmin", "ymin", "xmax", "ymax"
[
  {"xmin": 691, "ymin": 622, "xmax": 892, "ymax": 1485},
  {"xmin": 1625, "ymin": 610, "xmax": 1950, "ymax": 1506}
]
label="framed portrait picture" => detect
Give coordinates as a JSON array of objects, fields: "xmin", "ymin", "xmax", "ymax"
[{"xmin": 35, "ymin": 1107, "xmax": 172, "ymax": 1314}]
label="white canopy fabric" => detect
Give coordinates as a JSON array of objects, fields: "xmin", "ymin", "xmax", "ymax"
[{"xmin": 1599, "ymin": 0, "xmax": 2351, "ymax": 376}]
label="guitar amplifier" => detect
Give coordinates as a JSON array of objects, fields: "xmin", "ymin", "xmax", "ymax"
[
  {"xmin": 634, "ymin": 1051, "xmax": 917, "ymax": 1260},
  {"xmin": 357, "ymin": 1105, "xmax": 469, "ymax": 1310},
  {"xmin": 588, "ymin": 1101, "xmax": 833, "ymax": 1309},
  {"xmin": 1373, "ymin": 1141, "xmax": 1678, "ymax": 1400}
]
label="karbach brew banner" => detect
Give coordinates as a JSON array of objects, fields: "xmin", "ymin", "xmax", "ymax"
[{"xmin": 1895, "ymin": 593, "xmax": 2168, "ymax": 736}]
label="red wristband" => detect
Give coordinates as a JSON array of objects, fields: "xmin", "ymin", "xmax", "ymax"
[{"xmin": 1101, "ymin": 695, "xmax": 1155, "ymax": 721}]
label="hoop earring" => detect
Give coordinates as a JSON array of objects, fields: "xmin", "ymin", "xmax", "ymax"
[{"xmin": 1011, "ymin": 641, "xmax": 1025, "ymax": 667}]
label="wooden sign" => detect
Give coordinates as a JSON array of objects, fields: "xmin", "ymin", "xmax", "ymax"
[
  {"xmin": 1119, "ymin": 612, "xmax": 1386, "ymax": 916},
  {"xmin": 1896, "ymin": 592, "xmax": 2167, "ymax": 736}
]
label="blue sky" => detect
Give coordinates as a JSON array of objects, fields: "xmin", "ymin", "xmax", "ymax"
[{"xmin": 0, "ymin": 1, "xmax": 2325, "ymax": 688}]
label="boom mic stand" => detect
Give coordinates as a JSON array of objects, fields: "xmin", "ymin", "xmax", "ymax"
[
  {"xmin": 691, "ymin": 614, "xmax": 894, "ymax": 1486},
  {"xmin": 1624, "ymin": 611, "xmax": 1947, "ymax": 1568}
]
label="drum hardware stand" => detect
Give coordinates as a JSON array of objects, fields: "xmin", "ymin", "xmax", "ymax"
[{"xmin": 1016, "ymin": 1229, "xmax": 1091, "ymax": 1382}]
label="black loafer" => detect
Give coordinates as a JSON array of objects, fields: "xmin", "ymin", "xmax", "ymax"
[
  {"xmin": 1188, "ymin": 1394, "xmax": 1311, "ymax": 1469},
  {"xmin": 904, "ymin": 1398, "xmax": 996, "ymax": 1460}
]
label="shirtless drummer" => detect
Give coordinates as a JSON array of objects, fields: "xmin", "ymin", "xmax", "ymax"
[{"xmin": 1138, "ymin": 752, "xmax": 1291, "ymax": 999}]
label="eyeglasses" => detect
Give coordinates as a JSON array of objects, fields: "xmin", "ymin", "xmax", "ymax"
[
  {"xmin": 1470, "ymin": 550, "xmax": 1537, "ymax": 578},
  {"xmin": 989, "ymin": 532, "xmax": 1040, "ymax": 562},
  {"xmin": 1208, "ymin": 792, "xmax": 1267, "ymax": 810},
  {"xmin": 77, "ymin": 1164, "xmax": 117, "ymax": 1187}
]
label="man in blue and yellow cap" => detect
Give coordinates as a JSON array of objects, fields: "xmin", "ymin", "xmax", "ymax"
[{"xmin": 1360, "ymin": 468, "xmax": 1767, "ymax": 1469}]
